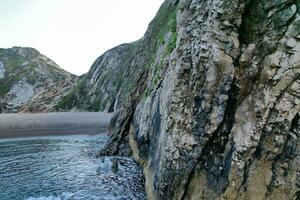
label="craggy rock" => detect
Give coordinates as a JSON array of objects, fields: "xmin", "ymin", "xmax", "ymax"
[
  {"xmin": 0, "ymin": 47, "xmax": 77, "ymax": 113},
  {"xmin": 97, "ymin": 0, "xmax": 300, "ymax": 199}
]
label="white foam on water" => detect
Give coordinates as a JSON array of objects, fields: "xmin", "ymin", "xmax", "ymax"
[
  {"xmin": 26, "ymin": 196, "xmax": 61, "ymax": 200},
  {"xmin": 25, "ymin": 192, "xmax": 75, "ymax": 200}
]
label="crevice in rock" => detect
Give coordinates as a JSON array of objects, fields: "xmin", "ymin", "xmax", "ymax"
[
  {"xmin": 107, "ymin": 98, "xmax": 115, "ymax": 113},
  {"xmin": 234, "ymin": 159, "xmax": 252, "ymax": 200},
  {"xmin": 266, "ymin": 113, "xmax": 300, "ymax": 196},
  {"xmin": 295, "ymin": 190, "xmax": 300, "ymax": 200},
  {"xmin": 291, "ymin": 113, "xmax": 300, "ymax": 133},
  {"xmin": 181, "ymin": 78, "xmax": 240, "ymax": 199}
]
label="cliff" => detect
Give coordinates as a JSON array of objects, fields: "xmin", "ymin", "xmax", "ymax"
[
  {"xmin": 55, "ymin": 43, "xmax": 138, "ymax": 112},
  {"xmin": 0, "ymin": 47, "xmax": 77, "ymax": 113},
  {"xmin": 93, "ymin": 0, "xmax": 300, "ymax": 199},
  {"xmin": 28, "ymin": 0, "xmax": 300, "ymax": 198}
]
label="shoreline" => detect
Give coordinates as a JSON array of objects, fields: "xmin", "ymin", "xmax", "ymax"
[
  {"xmin": 0, "ymin": 127, "xmax": 108, "ymax": 139},
  {"xmin": 0, "ymin": 112, "xmax": 112, "ymax": 139}
]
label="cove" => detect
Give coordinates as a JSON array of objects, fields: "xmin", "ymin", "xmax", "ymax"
[{"xmin": 0, "ymin": 113, "xmax": 145, "ymax": 200}]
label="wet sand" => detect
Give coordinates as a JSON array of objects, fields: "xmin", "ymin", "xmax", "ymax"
[{"xmin": 0, "ymin": 112, "xmax": 113, "ymax": 139}]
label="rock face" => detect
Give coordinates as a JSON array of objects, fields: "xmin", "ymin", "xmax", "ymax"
[
  {"xmin": 55, "ymin": 43, "xmax": 138, "ymax": 112},
  {"xmin": 96, "ymin": 0, "xmax": 300, "ymax": 199},
  {"xmin": 0, "ymin": 47, "xmax": 77, "ymax": 113}
]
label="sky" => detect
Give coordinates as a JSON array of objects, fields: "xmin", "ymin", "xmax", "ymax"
[{"xmin": 0, "ymin": 0, "xmax": 164, "ymax": 75}]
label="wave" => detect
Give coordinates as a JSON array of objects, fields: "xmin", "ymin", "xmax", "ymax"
[{"xmin": 25, "ymin": 192, "xmax": 75, "ymax": 200}]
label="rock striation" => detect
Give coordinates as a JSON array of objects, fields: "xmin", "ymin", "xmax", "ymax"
[{"xmin": 0, "ymin": 47, "xmax": 77, "ymax": 113}]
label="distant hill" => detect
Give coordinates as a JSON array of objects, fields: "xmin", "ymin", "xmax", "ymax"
[{"xmin": 0, "ymin": 47, "xmax": 77, "ymax": 113}]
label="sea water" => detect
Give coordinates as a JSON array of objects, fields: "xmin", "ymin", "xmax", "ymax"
[{"xmin": 0, "ymin": 134, "xmax": 145, "ymax": 200}]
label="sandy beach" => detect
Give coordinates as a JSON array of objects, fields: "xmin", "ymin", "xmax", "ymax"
[{"xmin": 0, "ymin": 112, "xmax": 113, "ymax": 139}]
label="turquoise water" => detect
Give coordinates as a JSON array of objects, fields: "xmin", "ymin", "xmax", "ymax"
[{"xmin": 0, "ymin": 134, "xmax": 145, "ymax": 200}]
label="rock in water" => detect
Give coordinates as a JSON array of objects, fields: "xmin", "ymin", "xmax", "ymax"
[{"xmin": 111, "ymin": 158, "xmax": 119, "ymax": 174}]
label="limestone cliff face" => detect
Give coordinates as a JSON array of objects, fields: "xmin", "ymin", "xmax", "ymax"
[
  {"xmin": 97, "ymin": 0, "xmax": 300, "ymax": 199},
  {"xmin": 0, "ymin": 47, "xmax": 77, "ymax": 113}
]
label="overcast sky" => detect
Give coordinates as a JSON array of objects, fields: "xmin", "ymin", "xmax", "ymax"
[{"xmin": 0, "ymin": 0, "xmax": 164, "ymax": 75}]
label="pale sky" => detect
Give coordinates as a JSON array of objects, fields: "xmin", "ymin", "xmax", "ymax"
[{"xmin": 0, "ymin": 0, "xmax": 164, "ymax": 75}]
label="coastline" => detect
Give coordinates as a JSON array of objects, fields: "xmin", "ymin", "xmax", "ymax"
[{"xmin": 0, "ymin": 112, "xmax": 113, "ymax": 139}]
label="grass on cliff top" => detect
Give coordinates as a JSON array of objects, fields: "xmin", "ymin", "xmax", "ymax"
[
  {"xmin": 155, "ymin": 2, "xmax": 178, "ymax": 50},
  {"xmin": 141, "ymin": 2, "xmax": 179, "ymax": 100}
]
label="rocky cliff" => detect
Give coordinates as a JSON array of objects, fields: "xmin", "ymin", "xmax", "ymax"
[
  {"xmin": 55, "ymin": 43, "xmax": 138, "ymax": 112},
  {"xmin": 0, "ymin": 47, "xmax": 77, "ymax": 113},
  {"xmin": 93, "ymin": 0, "xmax": 300, "ymax": 199}
]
